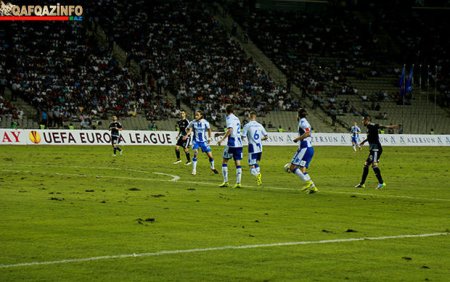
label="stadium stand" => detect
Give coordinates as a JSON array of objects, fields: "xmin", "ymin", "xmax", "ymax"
[
  {"xmin": 226, "ymin": 1, "xmax": 450, "ymax": 134},
  {"xmin": 0, "ymin": 19, "xmax": 174, "ymax": 130},
  {"xmin": 1, "ymin": 1, "xmax": 449, "ymax": 134},
  {"xmin": 92, "ymin": 0, "xmax": 309, "ymax": 129}
]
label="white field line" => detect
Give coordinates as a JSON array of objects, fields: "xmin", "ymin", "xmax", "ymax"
[
  {"xmin": 0, "ymin": 232, "xmax": 448, "ymax": 269},
  {"xmin": 2, "ymin": 167, "xmax": 450, "ymax": 203},
  {"xmin": 152, "ymin": 172, "xmax": 180, "ymax": 182}
]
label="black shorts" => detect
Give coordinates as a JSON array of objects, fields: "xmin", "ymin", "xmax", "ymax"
[
  {"xmin": 111, "ymin": 136, "xmax": 120, "ymax": 145},
  {"xmin": 176, "ymin": 136, "xmax": 190, "ymax": 148},
  {"xmin": 366, "ymin": 144, "xmax": 383, "ymax": 164}
]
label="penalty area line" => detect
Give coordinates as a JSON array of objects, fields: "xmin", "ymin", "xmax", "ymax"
[{"xmin": 0, "ymin": 232, "xmax": 448, "ymax": 269}]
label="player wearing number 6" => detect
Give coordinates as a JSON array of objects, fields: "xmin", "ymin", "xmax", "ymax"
[
  {"xmin": 242, "ymin": 111, "xmax": 268, "ymax": 186},
  {"xmin": 287, "ymin": 108, "xmax": 318, "ymax": 194}
]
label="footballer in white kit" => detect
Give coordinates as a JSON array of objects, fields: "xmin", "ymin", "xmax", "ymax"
[
  {"xmin": 242, "ymin": 111, "xmax": 268, "ymax": 185},
  {"xmin": 350, "ymin": 122, "xmax": 361, "ymax": 151},
  {"xmin": 218, "ymin": 105, "xmax": 243, "ymax": 188},
  {"xmin": 184, "ymin": 110, "xmax": 219, "ymax": 176},
  {"xmin": 287, "ymin": 108, "xmax": 318, "ymax": 194}
]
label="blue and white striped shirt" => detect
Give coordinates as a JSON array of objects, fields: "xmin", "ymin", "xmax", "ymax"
[
  {"xmin": 225, "ymin": 113, "xmax": 243, "ymax": 148},
  {"xmin": 187, "ymin": 118, "xmax": 210, "ymax": 143}
]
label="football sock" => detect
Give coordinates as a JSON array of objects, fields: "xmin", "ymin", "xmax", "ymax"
[
  {"xmin": 250, "ymin": 166, "xmax": 258, "ymax": 176},
  {"xmin": 373, "ymin": 166, "xmax": 384, "ymax": 184},
  {"xmin": 294, "ymin": 168, "xmax": 311, "ymax": 182},
  {"xmin": 113, "ymin": 148, "xmax": 116, "ymax": 154},
  {"xmin": 222, "ymin": 164, "xmax": 228, "ymax": 182},
  {"xmin": 209, "ymin": 157, "xmax": 215, "ymax": 169},
  {"xmin": 361, "ymin": 165, "xmax": 369, "ymax": 184},
  {"xmin": 185, "ymin": 152, "xmax": 191, "ymax": 162},
  {"xmin": 255, "ymin": 164, "xmax": 260, "ymax": 174},
  {"xmin": 117, "ymin": 147, "xmax": 122, "ymax": 152},
  {"xmin": 236, "ymin": 166, "xmax": 242, "ymax": 184},
  {"xmin": 175, "ymin": 149, "xmax": 180, "ymax": 159},
  {"xmin": 192, "ymin": 157, "xmax": 197, "ymax": 171},
  {"xmin": 352, "ymin": 145, "xmax": 356, "ymax": 151},
  {"xmin": 304, "ymin": 172, "xmax": 311, "ymax": 182}
]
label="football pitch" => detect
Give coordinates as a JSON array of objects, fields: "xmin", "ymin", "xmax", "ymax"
[{"xmin": 1, "ymin": 145, "xmax": 449, "ymax": 281}]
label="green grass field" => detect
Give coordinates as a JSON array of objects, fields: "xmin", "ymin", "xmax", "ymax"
[{"xmin": 1, "ymin": 145, "xmax": 449, "ymax": 281}]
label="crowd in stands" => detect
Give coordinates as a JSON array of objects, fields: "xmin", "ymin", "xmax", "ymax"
[
  {"xmin": 0, "ymin": 38, "xmax": 21, "ymax": 122},
  {"xmin": 91, "ymin": 0, "xmax": 299, "ymax": 125},
  {"xmin": 378, "ymin": 8, "xmax": 450, "ymax": 108},
  {"xmin": 0, "ymin": 94, "xmax": 22, "ymax": 121},
  {"xmin": 1, "ymin": 1, "xmax": 449, "ymax": 131},
  {"xmin": 1, "ymin": 19, "xmax": 173, "ymax": 129},
  {"xmin": 225, "ymin": 1, "xmax": 450, "ymax": 129},
  {"xmin": 226, "ymin": 5, "xmax": 391, "ymax": 125}
]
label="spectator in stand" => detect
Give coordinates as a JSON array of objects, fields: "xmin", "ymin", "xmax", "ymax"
[{"xmin": 374, "ymin": 102, "xmax": 381, "ymax": 111}]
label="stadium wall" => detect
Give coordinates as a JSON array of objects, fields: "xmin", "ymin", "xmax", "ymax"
[{"xmin": 1, "ymin": 129, "xmax": 449, "ymax": 146}]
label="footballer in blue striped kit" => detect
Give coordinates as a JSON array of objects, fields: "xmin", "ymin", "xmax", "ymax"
[
  {"xmin": 242, "ymin": 111, "xmax": 268, "ymax": 186},
  {"xmin": 217, "ymin": 105, "xmax": 243, "ymax": 189},
  {"xmin": 184, "ymin": 110, "xmax": 219, "ymax": 176},
  {"xmin": 287, "ymin": 108, "xmax": 318, "ymax": 194}
]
